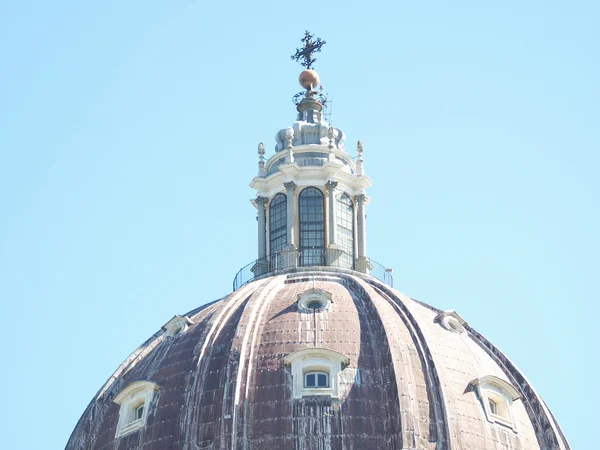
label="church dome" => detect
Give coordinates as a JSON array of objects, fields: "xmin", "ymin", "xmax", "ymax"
[
  {"xmin": 66, "ymin": 271, "xmax": 568, "ymax": 449},
  {"xmin": 66, "ymin": 34, "xmax": 569, "ymax": 450}
]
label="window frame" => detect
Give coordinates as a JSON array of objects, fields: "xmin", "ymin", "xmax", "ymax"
[
  {"xmin": 304, "ymin": 371, "xmax": 330, "ymax": 388},
  {"xmin": 113, "ymin": 381, "xmax": 159, "ymax": 438},
  {"xmin": 135, "ymin": 404, "xmax": 145, "ymax": 420},
  {"xmin": 284, "ymin": 348, "xmax": 349, "ymax": 399},
  {"xmin": 268, "ymin": 193, "xmax": 287, "ymax": 265},
  {"xmin": 162, "ymin": 315, "xmax": 193, "ymax": 338},
  {"xmin": 336, "ymin": 192, "xmax": 355, "ymax": 269},
  {"xmin": 470, "ymin": 375, "xmax": 521, "ymax": 432},
  {"xmin": 435, "ymin": 310, "xmax": 467, "ymax": 334},
  {"xmin": 299, "ymin": 187, "xmax": 325, "ymax": 266},
  {"xmin": 297, "ymin": 288, "xmax": 332, "ymax": 313}
]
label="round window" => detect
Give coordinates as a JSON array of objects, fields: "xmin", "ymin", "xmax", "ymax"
[
  {"xmin": 306, "ymin": 300, "xmax": 324, "ymax": 309},
  {"xmin": 444, "ymin": 316, "xmax": 465, "ymax": 334},
  {"xmin": 297, "ymin": 290, "xmax": 332, "ymax": 312}
]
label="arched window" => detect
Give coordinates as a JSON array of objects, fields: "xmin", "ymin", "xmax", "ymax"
[
  {"xmin": 299, "ymin": 187, "xmax": 325, "ymax": 266},
  {"xmin": 113, "ymin": 381, "xmax": 159, "ymax": 438},
  {"xmin": 336, "ymin": 193, "xmax": 354, "ymax": 269},
  {"xmin": 269, "ymin": 194, "xmax": 287, "ymax": 267},
  {"xmin": 284, "ymin": 348, "xmax": 350, "ymax": 399},
  {"xmin": 305, "ymin": 371, "xmax": 329, "ymax": 388},
  {"xmin": 470, "ymin": 375, "xmax": 521, "ymax": 432}
]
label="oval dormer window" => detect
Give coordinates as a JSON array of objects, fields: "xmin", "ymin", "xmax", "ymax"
[
  {"xmin": 297, "ymin": 288, "xmax": 332, "ymax": 312},
  {"xmin": 307, "ymin": 300, "xmax": 324, "ymax": 310}
]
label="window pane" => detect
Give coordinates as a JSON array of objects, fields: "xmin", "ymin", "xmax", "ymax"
[
  {"xmin": 269, "ymin": 194, "xmax": 287, "ymax": 265},
  {"xmin": 306, "ymin": 374, "xmax": 315, "ymax": 387},
  {"xmin": 336, "ymin": 193, "xmax": 354, "ymax": 269},
  {"xmin": 318, "ymin": 373, "xmax": 328, "ymax": 387}
]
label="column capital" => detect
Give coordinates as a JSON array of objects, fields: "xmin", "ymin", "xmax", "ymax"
[
  {"xmin": 284, "ymin": 181, "xmax": 297, "ymax": 191},
  {"xmin": 325, "ymin": 180, "xmax": 338, "ymax": 190},
  {"xmin": 355, "ymin": 194, "xmax": 368, "ymax": 204},
  {"xmin": 256, "ymin": 196, "xmax": 268, "ymax": 206}
]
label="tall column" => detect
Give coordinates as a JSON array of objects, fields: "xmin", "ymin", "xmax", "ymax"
[
  {"xmin": 326, "ymin": 181, "xmax": 338, "ymax": 246},
  {"xmin": 355, "ymin": 194, "xmax": 372, "ymax": 273},
  {"xmin": 256, "ymin": 196, "xmax": 267, "ymax": 260},
  {"xmin": 283, "ymin": 181, "xmax": 297, "ymax": 249}
]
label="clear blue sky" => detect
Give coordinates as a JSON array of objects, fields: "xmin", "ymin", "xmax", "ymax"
[{"xmin": 1, "ymin": 1, "xmax": 597, "ymax": 448}]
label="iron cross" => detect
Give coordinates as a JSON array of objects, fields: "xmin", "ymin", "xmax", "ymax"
[{"xmin": 290, "ymin": 31, "xmax": 326, "ymax": 70}]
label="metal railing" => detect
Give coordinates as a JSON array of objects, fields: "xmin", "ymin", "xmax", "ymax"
[{"xmin": 232, "ymin": 248, "xmax": 394, "ymax": 291}]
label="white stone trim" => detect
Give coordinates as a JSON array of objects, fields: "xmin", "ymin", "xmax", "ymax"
[
  {"xmin": 250, "ymin": 144, "xmax": 372, "ymax": 201},
  {"xmin": 265, "ymin": 145, "xmax": 356, "ymax": 173},
  {"xmin": 113, "ymin": 381, "xmax": 159, "ymax": 438},
  {"xmin": 471, "ymin": 375, "xmax": 520, "ymax": 432},
  {"xmin": 161, "ymin": 315, "xmax": 193, "ymax": 338},
  {"xmin": 297, "ymin": 288, "xmax": 333, "ymax": 312},
  {"xmin": 284, "ymin": 348, "xmax": 349, "ymax": 399},
  {"xmin": 435, "ymin": 310, "xmax": 467, "ymax": 334}
]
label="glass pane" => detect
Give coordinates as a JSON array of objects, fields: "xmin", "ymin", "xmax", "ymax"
[
  {"xmin": 269, "ymin": 194, "xmax": 287, "ymax": 262},
  {"xmin": 136, "ymin": 406, "xmax": 144, "ymax": 419},
  {"xmin": 299, "ymin": 187, "xmax": 324, "ymax": 267},
  {"xmin": 336, "ymin": 193, "xmax": 354, "ymax": 269},
  {"xmin": 306, "ymin": 374, "xmax": 315, "ymax": 387},
  {"xmin": 317, "ymin": 373, "xmax": 328, "ymax": 387}
]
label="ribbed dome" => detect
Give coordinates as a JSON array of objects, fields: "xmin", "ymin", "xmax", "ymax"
[{"xmin": 66, "ymin": 269, "xmax": 569, "ymax": 449}]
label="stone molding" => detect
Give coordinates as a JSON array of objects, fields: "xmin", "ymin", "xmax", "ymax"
[
  {"xmin": 434, "ymin": 310, "xmax": 467, "ymax": 334},
  {"xmin": 284, "ymin": 348, "xmax": 350, "ymax": 399},
  {"xmin": 470, "ymin": 375, "xmax": 521, "ymax": 432},
  {"xmin": 161, "ymin": 315, "xmax": 193, "ymax": 338},
  {"xmin": 113, "ymin": 381, "xmax": 159, "ymax": 438}
]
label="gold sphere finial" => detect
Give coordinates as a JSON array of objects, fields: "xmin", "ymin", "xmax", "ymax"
[{"xmin": 299, "ymin": 69, "xmax": 320, "ymax": 90}]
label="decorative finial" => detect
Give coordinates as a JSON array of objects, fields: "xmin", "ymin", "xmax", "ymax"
[
  {"xmin": 327, "ymin": 127, "xmax": 336, "ymax": 161},
  {"xmin": 285, "ymin": 128, "xmax": 294, "ymax": 149},
  {"xmin": 257, "ymin": 142, "xmax": 266, "ymax": 177},
  {"xmin": 292, "ymin": 31, "xmax": 325, "ymax": 91},
  {"xmin": 327, "ymin": 127, "xmax": 335, "ymax": 149},
  {"xmin": 285, "ymin": 128, "xmax": 295, "ymax": 163},
  {"xmin": 357, "ymin": 141, "xmax": 364, "ymax": 176},
  {"xmin": 291, "ymin": 31, "xmax": 326, "ymax": 70}
]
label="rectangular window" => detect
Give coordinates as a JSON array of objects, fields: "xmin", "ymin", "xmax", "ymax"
[{"xmin": 135, "ymin": 405, "xmax": 144, "ymax": 420}]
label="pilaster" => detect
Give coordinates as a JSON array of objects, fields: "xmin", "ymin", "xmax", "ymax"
[
  {"xmin": 326, "ymin": 181, "xmax": 339, "ymax": 247},
  {"xmin": 355, "ymin": 194, "xmax": 372, "ymax": 273},
  {"xmin": 325, "ymin": 180, "xmax": 342, "ymax": 267},
  {"xmin": 284, "ymin": 181, "xmax": 297, "ymax": 250},
  {"xmin": 256, "ymin": 196, "xmax": 267, "ymax": 259}
]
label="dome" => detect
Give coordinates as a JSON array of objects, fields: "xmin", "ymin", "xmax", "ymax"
[
  {"xmin": 66, "ymin": 34, "xmax": 569, "ymax": 450},
  {"xmin": 66, "ymin": 270, "xmax": 568, "ymax": 449}
]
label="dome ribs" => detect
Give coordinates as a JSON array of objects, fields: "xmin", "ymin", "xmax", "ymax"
[
  {"xmin": 356, "ymin": 279, "xmax": 436, "ymax": 448},
  {"xmin": 466, "ymin": 326, "xmax": 571, "ymax": 450},
  {"xmin": 361, "ymin": 277, "xmax": 451, "ymax": 450},
  {"xmin": 231, "ymin": 277, "xmax": 287, "ymax": 449},
  {"xmin": 68, "ymin": 272, "xmax": 567, "ymax": 449},
  {"xmin": 334, "ymin": 275, "xmax": 404, "ymax": 449},
  {"xmin": 180, "ymin": 279, "xmax": 270, "ymax": 449}
]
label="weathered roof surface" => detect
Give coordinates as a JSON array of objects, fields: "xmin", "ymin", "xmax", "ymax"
[{"xmin": 66, "ymin": 271, "xmax": 569, "ymax": 450}]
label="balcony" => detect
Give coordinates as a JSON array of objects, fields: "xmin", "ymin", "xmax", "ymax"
[{"xmin": 232, "ymin": 248, "xmax": 393, "ymax": 291}]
